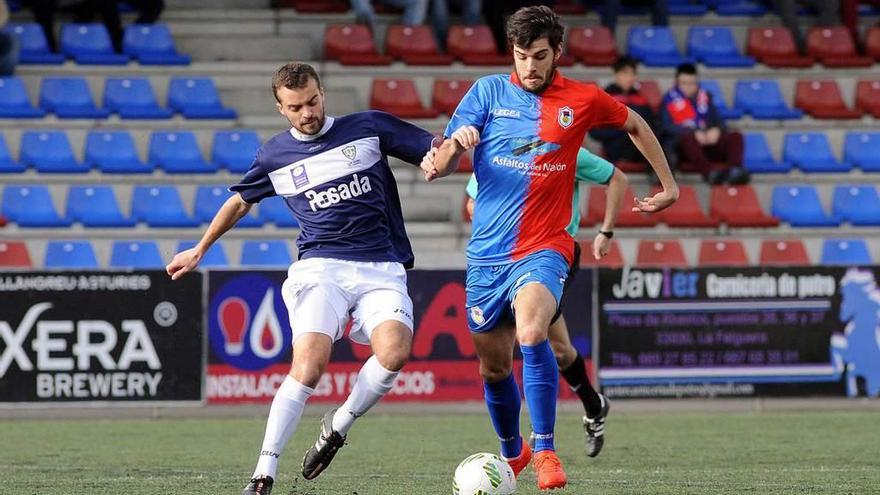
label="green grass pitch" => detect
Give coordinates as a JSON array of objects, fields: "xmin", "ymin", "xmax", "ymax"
[{"xmin": 2, "ymin": 409, "xmax": 878, "ymax": 494}]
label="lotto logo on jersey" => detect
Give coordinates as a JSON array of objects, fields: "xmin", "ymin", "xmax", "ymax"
[{"xmin": 304, "ymin": 174, "xmax": 372, "ymax": 212}]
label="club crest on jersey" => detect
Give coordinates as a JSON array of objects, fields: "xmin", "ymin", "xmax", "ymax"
[
  {"xmin": 342, "ymin": 145, "xmax": 357, "ymax": 161},
  {"xmin": 291, "ymin": 165, "xmax": 310, "ymax": 189},
  {"xmin": 469, "ymin": 306, "xmax": 486, "ymax": 326},
  {"xmin": 558, "ymin": 106, "xmax": 574, "ymax": 128}
]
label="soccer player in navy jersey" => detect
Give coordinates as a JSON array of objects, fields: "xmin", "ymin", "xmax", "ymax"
[{"xmin": 166, "ymin": 62, "xmax": 438, "ymax": 495}]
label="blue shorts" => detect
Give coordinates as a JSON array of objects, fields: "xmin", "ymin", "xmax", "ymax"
[{"xmin": 465, "ymin": 249, "xmax": 570, "ymax": 332}]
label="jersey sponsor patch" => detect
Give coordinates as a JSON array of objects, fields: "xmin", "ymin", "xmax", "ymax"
[
  {"xmin": 304, "ymin": 174, "xmax": 373, "ymax": 212},
  {"xmin": 267, "ymin": 136, "xmax": 380, "ymax": 196}
]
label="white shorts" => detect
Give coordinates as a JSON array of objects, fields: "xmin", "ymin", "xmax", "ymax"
[{"xmin": 280, "ymin": 257, "xmax": 413, "ymax": 345}]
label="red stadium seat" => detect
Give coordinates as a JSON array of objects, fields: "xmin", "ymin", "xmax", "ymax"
[
  {"xmin": 698, "ymin": 239, "xmax": 750, "ymax": 266},
  {"xmin": 653, "ymin": 185, "xmax": 719, "ymax": 228},
  {"xmin": 710, "ymin": 185, "xmax": 780, "ymax": 228},
  {"xmin": 456, "ymin": 152, "xmax": 473, "ymax": 173},
  {"xmin": 553, "ymin": 0, "xmax": 587, "ymax": 14},
  {"xmin": 806, "ymin": 26, "xmax": 873, "ymax": 67},
  {"xmin": 759, "ymin": 239, "xmax": 810, "ymax": 265},
  {"xmin": 579, "ymin": 240, "xmax": 625, "ymax": 268},
  {"xmin": 746, "ymin": 27, "xmax": 814, "ymax": 67},
  {"xmin": 324, "ymin": 24, "xmax": 391, "ymax": 65},
  {"xmin": 794, "ymin": 79, "xmax": 862, "ymax": 119},
  {"xmin": 855, "ymin": 80, "xmax": 880, "ymax": 118},
  {"xmin": 385, "ymin": 25, "xmax": 453, "ymax": 65},
  {"xmin": 432, "ymin": 79, "xmax": 473, "ymax": 116},
  {"xmin": 286, "ymin": 0, "xmax": 348, "ymax": 12},
  {"xmin": 638, "ymin": 80, "xmax": 663, "ymax": 112},
  {"xmin": 447, "ymin": 25, "xmax": 510, "ymax": 65},
  {"xmin": 567, "ymin": 26, "xmax": 618, "ymax": 66},
  {"xmin": 615, "ymin": 160, "xmax": 648, "ymax": 173},
  {"xmin": 636, "ymin": 240, "xmax": 689, "ymax": 267},
  {"xmin": 0, "ymin": 240, "xmax": 33, "ymax": 267},
  {"xmin": 370, "ymin": 79, "xmax": 438, "ymax": 118},
  {"xmin": 584, "ymin": 186, "xmax": 657, "ymax": 227},
  {"xmin": 866, "ymin": 25, "xmax": 880, "ymax": 60}
]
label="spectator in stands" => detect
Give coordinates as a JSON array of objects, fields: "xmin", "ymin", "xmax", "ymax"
[
  {"xmin": 431, "ymin": 0, "xmax": 482, "ymax": 49},
  {"xmin": 0, "ymin": 0, "xmax": 19, "ymax": 75},
  {"xmin": 763, "ymin": 0, "xmax": 841, "ymax": 53},
  {"xmin": 351, "ymin": 0, "xmax": 429, "ymax": 31},
  {"xmin": 484, "ymin": 0, "xmax": 550, "ymax": 53},
  {"xmin": 660, "ymin": 63, "xmax": 748, "ymax": 185},
  {"xmin": 842, "ymin": 0, "xmax": 880, "ymax": 47},
  {"xmin": 580, "ymin": 0, "xmax": 669, "ymax": 33}
]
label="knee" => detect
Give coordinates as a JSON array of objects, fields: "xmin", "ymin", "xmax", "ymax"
[
  {"xmin": 289, "ymin": 361, "xmax": 325, "ymax": 389},
  {"xmin": 550, "ymin": 340, "xmax": 575, "ymax": 367},
  {"xmin": 480, "ymin": 360, "xmax": 512, "ymax": 383},
  {"xmin": 375, "ymin": 346, "xmax": 409, "ymax": 372},
  {"xmin": 516, "ymin": 323, "xmax": 548, "ymax": 346}
]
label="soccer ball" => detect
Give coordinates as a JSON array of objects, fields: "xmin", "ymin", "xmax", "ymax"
[{"xmin": 452, "ymin": 453, "xmax": 516, "ymax": 495}]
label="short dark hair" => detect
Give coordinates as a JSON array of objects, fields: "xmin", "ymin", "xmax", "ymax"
[
  {"xmin": 505, "ymin": 5, "xmax": 565, "ymax": 51},
  {"xmin": 675, "ymin": 63, "xmax": 698, "ymax": 77},
  {"xmin": 272, "ymin": 62, "xmax": 321, "ymax": 102},
  {"xmin": 612, "ymin": 56, "xmax": 638, "ymax": 73}
]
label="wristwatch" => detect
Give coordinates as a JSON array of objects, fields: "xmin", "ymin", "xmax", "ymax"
[{"xmin": 599, "ymin": 230, "xmax": 614, "ymax": 239}]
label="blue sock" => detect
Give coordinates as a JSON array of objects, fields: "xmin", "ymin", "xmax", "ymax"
[
  {"xmin": 521, "ymin": 340, "xmax": 558, "ymax": 452},
  {"xmin": 483, "ymin": 373, "xmax": 522, "ymax": 459}
]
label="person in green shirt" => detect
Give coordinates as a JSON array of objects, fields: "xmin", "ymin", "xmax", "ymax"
[{"xmin": 465, "ymin": 146, "xmax": 627, "ymax": 459}]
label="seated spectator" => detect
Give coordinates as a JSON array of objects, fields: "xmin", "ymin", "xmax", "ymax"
[
  {"xmin": 580, "ymin": 0, "xmax": 669, "ymax": 33},
  {"xmin": 432, "ymin": 0, "xmax": 482, "ymax": 48},
  {"xmin": 0, "ymin": 0, "xmax": 18, "ymax": 75},
  {"xmin": 351, "ymin": 0, "xmax": 429, "ymax": 31},
  {"xmin": 660, "ymin": 63, "xmax": 748, "ymax": 185},
  {"xmin": 763, "ymin": 0, "xmax": 841, "ymax": 53}
]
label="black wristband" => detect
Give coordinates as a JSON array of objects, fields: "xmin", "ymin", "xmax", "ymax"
[{"xmin": 599, "ymin": 230, "xmax": 614, "ymax": 239}]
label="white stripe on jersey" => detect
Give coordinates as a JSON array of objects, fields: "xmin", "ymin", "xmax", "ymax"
[{"xmin": 268, "ymin": 136, "xmax": 381, "ymax": 197}]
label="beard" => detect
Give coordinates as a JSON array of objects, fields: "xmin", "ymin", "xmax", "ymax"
[
  {"xmin": 521, "ymin": 63, "xmax": 557, "ymax": 94},
  {"xmin": 290, "ymin": 112, "xmax": 325, "ymax": 135}
]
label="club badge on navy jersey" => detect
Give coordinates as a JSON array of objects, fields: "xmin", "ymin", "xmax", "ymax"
[{"xmin": 558, "ymin": 106, "xmax": 574, "ymax": 128}]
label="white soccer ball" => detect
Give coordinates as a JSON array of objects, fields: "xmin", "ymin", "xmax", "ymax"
[{"xmin": 452, "ymin": 452, "xmax": 516, "ymax": 495}]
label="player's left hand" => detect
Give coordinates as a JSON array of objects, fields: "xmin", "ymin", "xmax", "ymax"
[
  {"xmin": 593, "ymin": 233, "xmax": 611, "ymax": 260},
  {"xmin": 420, "ymin": 147, "xmax": 439, "ymax": 182},
  {"xmin": 632, "ymin": 188, "xmax": 678, "ymax": 213}
]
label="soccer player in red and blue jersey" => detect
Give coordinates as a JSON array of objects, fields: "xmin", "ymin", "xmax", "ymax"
[{"xmin": 423, "ymin": 6, "xmax": 678, "ymax": 490}]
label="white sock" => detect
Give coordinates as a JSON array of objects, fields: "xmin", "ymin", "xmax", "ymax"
[
  {"xmin": 331, "ymin": 355, "xmax": 398, "ymax": 436},
  {"xmin": 252, "ymin": 376, "xmax": 314, "ymax": 479}
]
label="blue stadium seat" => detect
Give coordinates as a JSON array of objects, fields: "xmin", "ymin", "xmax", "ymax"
[
  {"xmin": 771, "ymin": 185, "xmax": 839, "ymax": 227},
  {"xmin": 2, "ymin": 184, "xmax": 71, "ymax": 227},
  {"xmin": 0, "ymin": 133, "xmax": 24, "ymax": 173},
  {"xmin": 167, "ymin": 77, "xmax": 236, "ymax": 119},
  {"xmin": 821, "ymin": 239, "xmax": 873, "ymax": 265},
  {"xmin": 832, "ymin": 185, "xmax": 880, "ymax": 226},
  {"xmin": 687, "ymin": 26, "xmax": 755, "ymax": 67},
  {"xmin": 66, "ymin": 185, "xmax": 134, "ymax": 227},
  {"xmin": 177, "ymin": 240, "xmax": 229, "ymax": 268},
  {"xmin": 734, "ymin": 80, "xmax": 803, "ymax": 120},
  {"xmin": 3, "ymin": 23, "xmax": 65, "ymax": 64},
  {"xmin": 39, "ymin": 77, "xmax": 110, "ymax": 119},
  {"xmin": 85, "ymin": 131, "xmax": 153, "ymax": 174},
  {"xmin": 149, "ymin": 131, "xmax": 216, "ymax": 174},
  {"xmin": 0, "ymin": 77, "xmax": 46, "ymax": 118},
  {"xmin": 700, "ymin": 80, "xmax": 742, "ymax": 120},
  {"xmin": 60, "ymin": 23, "xmax": 128, "ymax": 64},
  {"xmin": 45, "ymin": 240, "xmax": 99, "ymax": 268},
  {"xmin": 212, "ymin": 130, "xmax": 261, "ymax": 173},
  {"xmin": 103, "ymin": 78, "xmax": 173, "ymax": 119},
  {"xmin": 123, "ymin": 24, "xmax": 191, "ymax": 65},
  {"xmin": 131, "ymin": 185, "xmax": 198, "ymax": 227},
  {"xmin": 20, "ymin": 130, "xmax": 89, "ymax": 173},
  {"xmin": 194, "ymin": 185, "xmax": 263, "ymax": 227},
  {"xmin": 258, "ymin": 196, "xmax": 300, "ymax": 227},
  {"xmin": 110, "ymin": 241, "xmax": 164, "ymax": 268},
  {"xmin": 843, "ymin": 131, "xmax": 880, "ymax": 172},
  {"xmin": 707, "ymin": 0, "xmax": 767, "ymax": 16},
  {"xmin": 240, "ymin": 240, "xmax": 292, "ymax": 267},
  {"xmin": 667, "ymin": 0, "xmax": 710, "ymax": 15},
  {"xmin": 783, "ymin": 132, "xmax": 849, "ymax": 173},
  {"xmin": 743, "ymin": 133, "xmax": 791, "ymax": 173},
  {"xmin": 627, "ymin": 26, "xmax": 691, "ymax": 67}
]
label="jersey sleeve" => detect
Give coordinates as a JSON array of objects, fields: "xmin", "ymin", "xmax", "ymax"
[
  {"xmin": 371, "ymin": 110, "xmax": 437, "ymax": 165},
  {"xmin": 228, "ymin": 149, "xmax": 275, "ymax": 204},
  {"xmin": 575, "ymin": 148, "xmax": 615, "ymax": 185},
  {"xmin": 587, "ymin": 86, "xmax": 630, "ymax": 129},
  {"xmin": 465, "ymin": 173, "xmax": 479, "ymax": 199},
  {"xmin": 444, "ymin": 78, "xmax": 491, "ymax": 138}
]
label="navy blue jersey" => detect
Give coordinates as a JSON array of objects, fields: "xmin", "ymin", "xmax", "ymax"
[{"xmin": 230, "ymin": 111, "xmax": 436, "ymax": 268}]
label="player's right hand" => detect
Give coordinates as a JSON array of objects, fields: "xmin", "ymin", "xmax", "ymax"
[
  {"xmin": 166, "ymin": 247, "xmax": 202, "ymax": 281},
  {"xmin": 451, "ymin": 125, "xmax": 480, "ymax": 150}
]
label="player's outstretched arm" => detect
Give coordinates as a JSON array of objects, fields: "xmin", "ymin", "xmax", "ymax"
[
  {"xmin": 428, "ymin": 125, "xmax": 480, "ymax": 180},
  {"xmin": 620, "ymin": 108, "xmax": 679, "ymax": 213},
  {"xmin": 594, "ymin": 168, "xmax": 628, "ymax": 259},
  {"xmin": 166, "ymin": 194, "xmax": 252, "ymax": 280}
]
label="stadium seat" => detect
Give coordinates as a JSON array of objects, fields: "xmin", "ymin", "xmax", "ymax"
[
  {"xmin": 432, "ymin": 79, "xmax": 473, "ymax": 116},
  {"xmin": 149, "ymin": 131, "xmax": 216, "ymax": 174},
  {"xmin": 700, "ymin": 80, "xmax": 742, "ymax": 120},
  {"xmin": 258, "ymin": 196, "xmax": 300, "ymax": 227},
  {"xmin": 832, "ymin": 185, "xmax": 880, "ymax": 226},
  {"xmin": 370, "ymin": 79, "xmax": 439, "ymax": 118},
  {"xmin": 0, "ymin": 77, "xmax": 46, "ymax": 118},
  {"xmin": 2, "ymin": 184, "xmax": 71, "ymax": 227},
  {"xmin": 710, "ymin": 185, "xmax": 779, "ymax": 227},
  {"xmin": 746, "ymin": 27, "xmax": 813, "ymax": 67},
  {"xmin": 287, "ymin": 0, "xmax": 348, "ymax": 12},
  {"xmin": 771, "ymin": 185, "xmax": 839, "ymax": 227},
  {"xmin": 843, "ymin": 131, "xmax": 880, "ymax": 172},
  {"xmin": 867, "ymin": 25, "xmax": 880, "ymax": 60},
  {"xmin": 734, "ymin": 80, "xmax": 803, "ymax": 120},
  {"xmin": 60, "ymin": 23, "xmax": 128, "ymax": 64},
  {"xmin": 0, "ymin": 134, "xmax": 24, "ymax": 173},
  {"xmin": 743, "ymin": 132, "xmax": 791, "ymax": 173},
  {"xmin": 627, "ymin": 26, "xmax": 691, "ymax": 67},
  {"xmin": 567, "ymin": 26, "xmax": 618, "ymax": 66},
  {"xmin": 123, "ymin": 23, "xmax": 191, "ymax": 65},
  {"xmin": 213, "ymin": 130, "xmax": 261, "ymax": 173},
  {"xmin": 637, "ymin": 80, "xmax": 662, "ymax": 112},
  {"xmin": 578, "ymin": 240, "xmax": 625, "ymax": 268},
  {"xmin": 447, "ymin": 25, "xmax": 509, "ymax": 65},
  {"xmin": 39, "ymin": 77, "xmax": 110, "ymax": 119},
  {"xmin": 194, "ymin": 185, "xmax": 263, "ymax": 227},
  {"xmin": 241, "ymin": 240, "xmax": 293, "ymax": 267},
  {"xmin": 855, "ymin": 80, "xmax": 880, "ymax": 118},
  {"xmin": 712, "ymin": 0, "xmax": 767, "ymax": 16},
  {"xmin": 585, "ymin": 186, "xmax": 657, "ymax": 227},
  {"xmin": 85, "ymin": 130, "xmax": 152, "ymax": 174},
  {"xmin": 385, "ymin": 25, "xmax": 452, "ymax": 65},
  {"xmin": 821, "ymin": 239, "xmax": 873, "ymax": 265},
  {"xmin": 783, "ymin": 133, "xmax": 849, "ymax": 173},
  {"xmin": 667, "ymin": 0, "xmax": 709, "ymax": 15},
  {"xmin": 3, "ymin": 23, "xmax": 65, "ymax": 64},
  {"xmin": 20, "ymin": 130, "xmax": 88, "ymax": 173},
  {"xmin": 636, "ymin": 240, "xmax": 689, "ymax": 267},
  {"xmin": 103, "ymin": 77, "xmax": 173, "ymax": 119},
  {"xmin": 45, "ymin": 240, "xmax": 99, "ymax": 268},
  {"xmin": 66, "ymin": 185, "xmax": 134, "ymax": 227},
  {"xmin": 177, "ymin": 241, "xmax": 228, "ymax": 268},
  {"xmin": 324, "ymin": 24, "xmax": 391, "ymax": 65},
  {"xmin": 0, "ymin": 240, "xmax": 33, "ymax": 267},
  {"xmin": 806, "ymin": 26, "xmax": 872, "ymax": 67},
  {"xmin": 167, "ymin": 77, "xmax": 236, "ymax": 119},
  {"xmin": 687, "ymin": 26, "xmax": 755, "ymax": 67},
  {"xmin": 698, "ymin": 240, "xmax": 750, "ymax": 266},
  {"xmin": 653, "ymin": 185, "xmax": 719, "ymax": 228},
  {"xmin": 794, "ymin": 80, "xmax": 861, "ymax": 119},
  {"xmin": 759, "ymin": 239, "xmax": 810, "ymax": 266},
  {"xmin": 131, "ymin": 185, "xmax": 198, "ymax": 227},
  {"xmin": 110, "ymin": 241, "xmax": 164, "ymax": 268}
]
